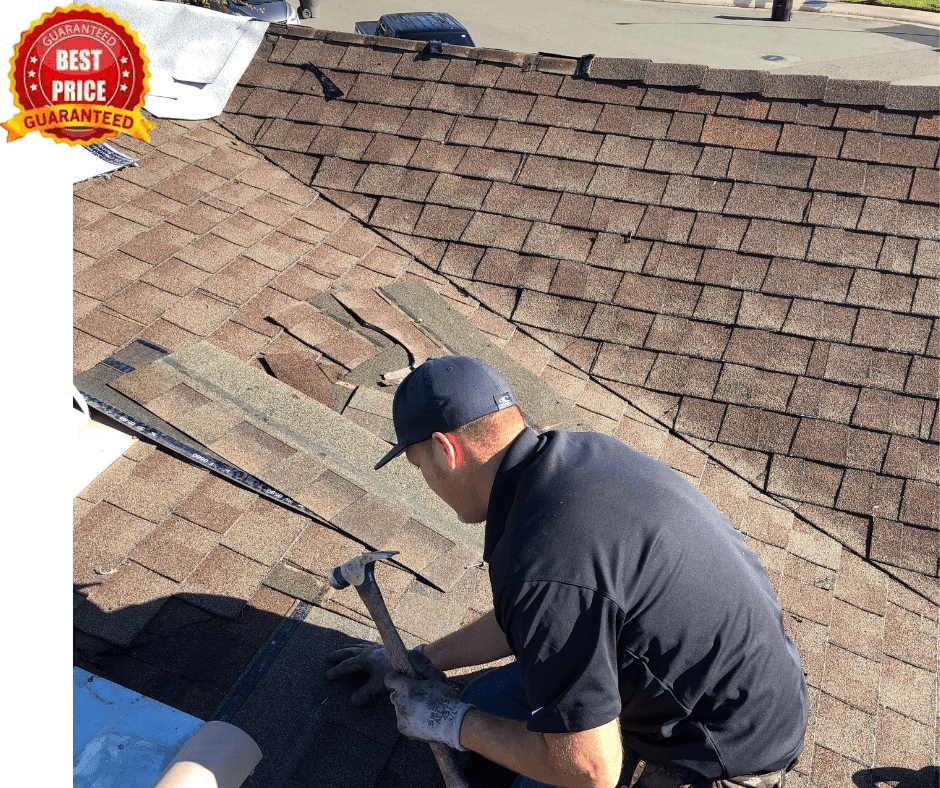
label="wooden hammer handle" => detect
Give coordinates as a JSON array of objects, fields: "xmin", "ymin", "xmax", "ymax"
[{"xmin": 357, "ymin": 581, "xmax": 470, "ymax": 788}]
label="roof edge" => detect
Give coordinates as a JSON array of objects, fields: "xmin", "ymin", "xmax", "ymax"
[{"xmin": 266, "ymin": 23, "xmax": 940, "ymax": 112}]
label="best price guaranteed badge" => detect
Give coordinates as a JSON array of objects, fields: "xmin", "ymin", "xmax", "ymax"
[{"xmin": 2, "ymin": 5, "xmax": 153, "ymax": 145}]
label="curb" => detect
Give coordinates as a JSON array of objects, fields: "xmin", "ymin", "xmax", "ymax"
[{"xmin": 642, "ymin": 0, "xmax": 940, "ymax": 27}]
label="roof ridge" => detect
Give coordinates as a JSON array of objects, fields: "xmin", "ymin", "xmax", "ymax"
[{"xmin": 265, "ymin": 23, "xmax": 940, "ymax": 112}]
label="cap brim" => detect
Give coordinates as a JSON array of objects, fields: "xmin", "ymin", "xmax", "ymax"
[{"xmin": 373, "ymin": 442, "xmax": 407, "ymax": 470}]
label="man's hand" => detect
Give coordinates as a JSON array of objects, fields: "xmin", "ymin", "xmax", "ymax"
[
  {"xmin": 385, "ymin": 672, "xmax": 474, "ymax": 751},
  {"xmin": 326, "ymin": 643, "xmax": 446, "ymax": 706},
  {"xmin": 326, "ymin": 643, "xmax": 394, "ymax": 706}
]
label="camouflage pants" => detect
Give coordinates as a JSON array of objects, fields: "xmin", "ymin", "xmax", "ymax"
[{"xmin": 622, "ymin": 752, "xmax": 791, "ymax": 788}]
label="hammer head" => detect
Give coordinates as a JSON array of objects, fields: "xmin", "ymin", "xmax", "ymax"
[{"xmin": 329, "ymin": 550, "xmax": 399, "ymax": 590}]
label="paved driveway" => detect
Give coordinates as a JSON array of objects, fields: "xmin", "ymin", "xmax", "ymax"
[{"xmin": 291, "ymin": 0, "xmax": 940, "ymax": 84}]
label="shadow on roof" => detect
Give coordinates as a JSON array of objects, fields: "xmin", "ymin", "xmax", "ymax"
[{"xmin": 73, "ymin": 589, "xmax": 511, "ymax": 788}]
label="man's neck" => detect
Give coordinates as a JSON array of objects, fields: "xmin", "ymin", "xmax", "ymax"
[{"xmin": 468, "ymin": 424, "xmax": 526, "ymax": 515}]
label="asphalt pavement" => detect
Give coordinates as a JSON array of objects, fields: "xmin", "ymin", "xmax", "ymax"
[{"xmin": 288, "ymin": 0, "xmax": 940, "ymax": 85}]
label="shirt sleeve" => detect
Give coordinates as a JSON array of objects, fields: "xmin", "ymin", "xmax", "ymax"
[{"xmin": 499, "ymin": 580, "xmax": 624, "ymax": 735}]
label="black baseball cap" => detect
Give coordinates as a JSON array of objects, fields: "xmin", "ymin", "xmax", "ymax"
[{"xmin": 373, "ymin": 356, "xmax": 517, "ymax": 470}]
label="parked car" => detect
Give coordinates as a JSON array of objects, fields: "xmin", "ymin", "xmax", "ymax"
[
  {"xmin": 355, "ymin": 12, "xmax": 475, "ymax": 47},
  {"xmin": 156, "ymin": 0, "xmax": 300, "ymax": 25}
]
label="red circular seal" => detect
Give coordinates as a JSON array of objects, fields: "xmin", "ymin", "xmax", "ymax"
[{"xmin": 3, "ymin": 5, "xmax": 153, "ymax": 145}]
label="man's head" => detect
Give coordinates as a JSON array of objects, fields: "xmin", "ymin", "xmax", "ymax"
[
  {"xmin": 374, "ymin": 356, "xmax": 520, "ymax": 470},
  {"xmin": 374, "ymin": 356, "xmax": 526, "ymax": 523}
]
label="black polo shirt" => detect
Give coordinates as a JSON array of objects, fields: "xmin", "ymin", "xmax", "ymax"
[{"xmin": 484, "ymin": 428, "xmax": 808, "ymax": 779}]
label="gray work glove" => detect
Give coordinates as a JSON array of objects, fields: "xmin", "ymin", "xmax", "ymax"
[
  {"xmin": 326, "ymin": 643, "xmax": 442, "ymax": 706},
  {"xmin": 385, "ymin": 671, "xmax": 474, "ymax": 751}
]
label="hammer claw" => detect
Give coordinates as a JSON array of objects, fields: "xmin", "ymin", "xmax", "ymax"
[{"xmin": 329, "ymin": 550, "xmax": 399, "ymax": 590}]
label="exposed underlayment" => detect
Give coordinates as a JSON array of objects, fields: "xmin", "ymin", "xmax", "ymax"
[{"xmin": 73, "ymin": 25, "xmax": 938, "ymax": 788}]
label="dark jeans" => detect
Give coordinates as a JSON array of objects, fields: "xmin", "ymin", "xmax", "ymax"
[{"xmin": 461, "ymin": 662, "xmax": 559, "ymax": 788}]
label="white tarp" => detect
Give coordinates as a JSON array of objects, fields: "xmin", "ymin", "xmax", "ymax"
[
  {"xmin": 96, "ymin": 0, "xmax": 268, "ymax": 119},
  {"xmin": 74, "ymin": 667, "xmax": 203, "ymax": 788}
]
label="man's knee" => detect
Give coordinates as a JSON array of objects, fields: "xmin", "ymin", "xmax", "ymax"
[{"xmin": 460, "ymin": 663, "xmax": 530, "ymax": 721}]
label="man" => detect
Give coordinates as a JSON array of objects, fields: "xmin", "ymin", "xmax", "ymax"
[{"xmin": 328, "ymin": 356, "xmax": 808, "ymax": 788}]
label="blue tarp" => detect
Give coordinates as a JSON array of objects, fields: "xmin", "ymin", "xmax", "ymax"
[{"xmin": 73, "ymin": 667, "xmax": 203, "ymax": 788}]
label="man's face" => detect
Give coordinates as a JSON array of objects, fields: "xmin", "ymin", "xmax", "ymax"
[{"xmin": 405, "ymin": 440, "xmax": 485, "ymax": 524}]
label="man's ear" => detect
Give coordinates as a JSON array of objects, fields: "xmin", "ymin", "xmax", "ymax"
[{"xmin": 430, "ymin": 432, "xmax": 460, "ymax": 471}]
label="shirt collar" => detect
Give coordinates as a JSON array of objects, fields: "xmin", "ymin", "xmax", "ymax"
[{"xmin": 483, "ymin": 427, "xmax": 541, "ymax": 561}]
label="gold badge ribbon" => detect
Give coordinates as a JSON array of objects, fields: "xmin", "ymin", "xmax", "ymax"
[{"xmin": 2, "ymin": 103, "xmax": 153, "ymax": 142}]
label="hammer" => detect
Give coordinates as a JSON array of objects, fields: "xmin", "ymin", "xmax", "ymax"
[{"xmin": 329, "ymin": 551, "xmax": 469, "ymax": 788}]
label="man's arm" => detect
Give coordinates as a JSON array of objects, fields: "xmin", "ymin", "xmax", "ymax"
[
  {"xmin": 423, "ymin": 609, "xmax": 512, "ymax": 672},
  {"xmin": 384, "ymin": 672, "xmax": 624, "ymax": 788},
  {"xmin": 385, "ymin": 605, "xmax": 624, "ymax": 787},
  {"xmin": 440, "ymin": 591, "xmax": 624, "ymax": 787},
  {"xmin": 461, "ymin": 709, "xmax": 623, "ymax": 788}
]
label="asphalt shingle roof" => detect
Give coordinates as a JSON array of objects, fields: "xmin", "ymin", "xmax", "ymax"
[{"xmin": 74, "ymin": 24, "xmax": 938, "ymax": 788}]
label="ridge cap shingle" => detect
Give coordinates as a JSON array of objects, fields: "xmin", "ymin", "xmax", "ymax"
[{"xmin": 266, "ymin": 23, "xmax": 939, "ymax": 112}]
